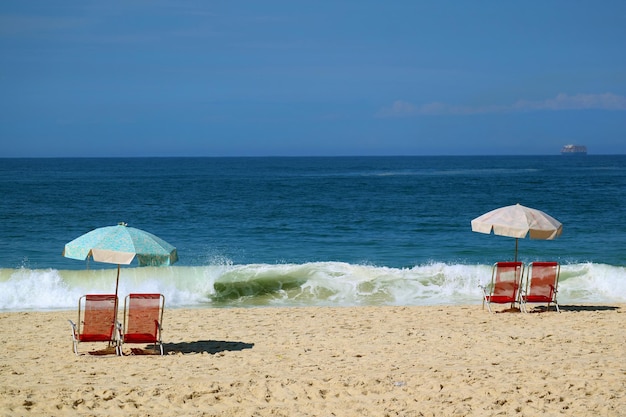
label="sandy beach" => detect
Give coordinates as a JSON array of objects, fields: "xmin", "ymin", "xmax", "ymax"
[{"xmin": 1, "ymin": 304, "xmax": 625, "ymax": 416}]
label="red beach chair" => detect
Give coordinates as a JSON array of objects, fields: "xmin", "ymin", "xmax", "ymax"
[
  {"xmin": 521, "ymin": 262, "xmax": 561, "ymax": 313},
  {"xmin": 480, "ymin": 262, "xmax": 524, "ymax": 313},
  {"xmin": 68, "ymin": 294, "xmax": 118, "ymax": 355},
  {"xmin": 117, "ymin": 293, "xmax": 165, "ymax": 355}
]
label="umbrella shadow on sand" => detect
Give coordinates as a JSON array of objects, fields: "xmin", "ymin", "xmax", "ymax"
[{"xmin": 162, "ymin": 340, "xmax": 255, "ymax": 355}]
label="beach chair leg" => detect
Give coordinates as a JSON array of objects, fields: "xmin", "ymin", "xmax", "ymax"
[
  {"xmin": 68, "ymin": 320, "xmax": 80, "ymax": 355},
  {"xmin": 115, "ymin": 322, "xmax": 123, "ymax": 355},
  {"xmin": 479, "ymin": 287, "xmax": 493, "ymax": 313}
]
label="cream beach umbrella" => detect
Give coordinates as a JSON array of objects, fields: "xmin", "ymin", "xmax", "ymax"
[
  {"xmin": 471, "ymin": 204, "xmax": 562, "ymax": 262},
  {"xmin": 63, "ymin": 222, "xmax": 178, "ymax": 298}
]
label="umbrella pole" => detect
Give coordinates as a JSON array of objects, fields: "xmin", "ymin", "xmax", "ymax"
[
  {"xmin": 513, "ymin": 239, "xmax": 519, "ymax": 310},
  {"xmin": 115, "ymin": 264, "xmax": 120, "ymax": 299},
  {"xmin": 111, "ymin": 264, "xmax": 121, "ymax": 349}
]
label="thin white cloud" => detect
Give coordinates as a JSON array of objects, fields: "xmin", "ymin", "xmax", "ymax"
[
  {"xmin": 512, "ymin": 93, "xmax": 626, "ymax": 111},
  {"xmin": 376, "ymin": 93, "xmax": 626, "ymax": 118}
]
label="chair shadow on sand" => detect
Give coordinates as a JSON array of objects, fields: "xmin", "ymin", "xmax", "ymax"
[
  {"xmin": 523, "ymin": 304, "xmax": 620, "ymax": 313},
  {"xmin": 554, "ymin": 305, "xmax": 620, "ymax": 312},
  {"xmin": 493, "ymin": 305, "xmax": 620, "ymax": 314},
  {"xmin": 162, "ymin": 340, "xmax": 255, "ymax": 355}
]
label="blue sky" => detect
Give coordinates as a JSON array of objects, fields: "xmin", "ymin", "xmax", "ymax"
[{"xmin": 1, "ymin": 1, "xmax": 625, "ymax": 157}]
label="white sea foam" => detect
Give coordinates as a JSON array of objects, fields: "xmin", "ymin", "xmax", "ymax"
[{"xmin": 1, "ymin": 262, "xmax": 624, "ymax": 311}]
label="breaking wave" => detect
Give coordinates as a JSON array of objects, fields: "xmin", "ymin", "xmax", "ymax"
[{"xmin": 1, "ymin": 261, "xmax": 625, "ymax": 311}]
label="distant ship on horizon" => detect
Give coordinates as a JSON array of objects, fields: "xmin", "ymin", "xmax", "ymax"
[{"xmin": 561, "ymin": 144, "xmax": 587, "ymax": 155}]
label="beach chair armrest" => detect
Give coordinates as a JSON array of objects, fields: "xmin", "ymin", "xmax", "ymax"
[
  {"xmin": 478, "ymin": 284, "xmax": 489, "ymax": 297},
  {"xmin": 68, "ymin": 319, "xmax": 78, "ymax": 340}
]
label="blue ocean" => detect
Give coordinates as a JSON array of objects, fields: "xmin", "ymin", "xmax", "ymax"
[{"xmin": 1, "ymin": 156, "xmax": 625, "ymax": 311}]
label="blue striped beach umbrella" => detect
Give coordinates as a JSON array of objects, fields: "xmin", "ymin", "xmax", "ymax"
[{"xmin": 63, "ymin": 222, "xmax": 178, "ymax": 297}]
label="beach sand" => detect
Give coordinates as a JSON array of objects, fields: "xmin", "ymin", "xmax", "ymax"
[{"xmin": 1, "ymin": 304, "xmax": 625, "ymax": 416}]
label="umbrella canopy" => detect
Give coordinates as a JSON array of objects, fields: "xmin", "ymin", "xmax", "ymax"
[
  {"xmin": 471, "ymin": 204, "xmax": 562, "ymax": 261},
  {"xmin": 63, "ymin": 223, "xmax": 178, "ymax": 297}
]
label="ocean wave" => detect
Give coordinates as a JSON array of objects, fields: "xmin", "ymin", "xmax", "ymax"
[{"xmin": 1, "ymin": 262, "xmax": 625, "ymax": 311}]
